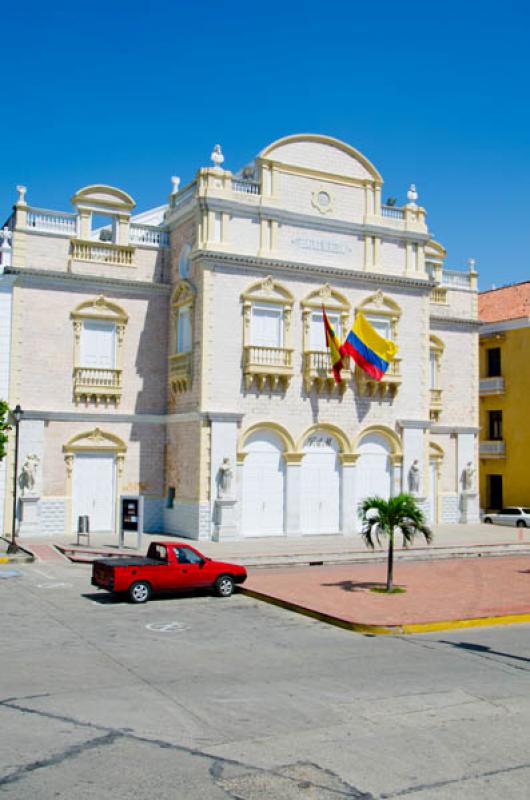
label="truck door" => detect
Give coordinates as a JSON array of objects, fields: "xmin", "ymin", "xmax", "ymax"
[{"xmin": 172, "ymin": 546, "xmax": 211, "ymax": 589}]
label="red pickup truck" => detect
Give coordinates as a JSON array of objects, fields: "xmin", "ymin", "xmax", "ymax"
[{"xmin": 91, "ymin": 541, "xmax": 247, "ymax": 603}]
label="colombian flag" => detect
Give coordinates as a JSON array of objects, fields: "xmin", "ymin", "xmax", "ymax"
[
  {"xmin": 340, "ymin": 312, "xmax": 398, "ymax": 381},
  {"xmin": 322, "ymin": 306, "xmax": 343, "ymax": 384}
]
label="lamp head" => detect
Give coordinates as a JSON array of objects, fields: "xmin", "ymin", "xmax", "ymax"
[{"xmin": 11, "ymin": 404, "xmax": 23, "ymax": 423}]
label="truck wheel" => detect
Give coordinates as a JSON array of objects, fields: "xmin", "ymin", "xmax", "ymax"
[
  {"xmin": 484, "ymin": 517, "xmax": 492, "ymax": 524},
  {"xmin": 214, "ymin": 575, "xmax": 234, "ymax": 597},
  {"xmin": 128, "ymin": 581, "xmax": 151, "ymax": 604},
  {"xmin": 516, "ymin": 520, "xmax": 527, "ymax": 528}
]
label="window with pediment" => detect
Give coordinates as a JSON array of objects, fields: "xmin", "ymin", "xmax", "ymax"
[
  {"xmin": 71, "ymin": 296, "xmax": 128, "ymax": 406},
  {"xmin": 169, "ymin": 280, "xmax": 195, "ymax": 393},
  {"xmin": 301, "ymin": 284, "xmax": 351, "ymax": 394},
  {"xmin": 355, "ymin": 290, "xmax": 401, "ymax": 398},
  {"xmin": 429, "ymin": 335, "xmax": 444, "ymax": 420},
  {"xmin": 241, "ymin": 276, "xmax": 294, "ymax": 391}
]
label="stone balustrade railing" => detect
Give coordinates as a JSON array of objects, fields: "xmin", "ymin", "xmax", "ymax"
[
  {"xmin": 232, "ymin": 180, "xmax": 260, "ymax": 195},
  {"xmin": 245, "ymin": 345, "xmax": 293, "ymax": 368},
  {"xmin": 71, "ymin": 240, "xmax": 134, "ymax": 266},
  {"xmin": 441, "ymin": 269, "xmax": 472, "ymax": 289},
  {"xmin": 170, "ymin": 183, "xmax": 197, "ymax": 210},
  {"xmin": 73, "ymin": 367, "xmax": 122, "ymax": 404},
  {"xmin": 129, "ymin": 224, "xmax": 169, "ymax": 247},
  {"xmin": 381, "ymin": 205, "xmax": 405, "ymax": 219},
  {"xmin": 27, "ymin": 208, "xmax": 77, "ymax": 234}
]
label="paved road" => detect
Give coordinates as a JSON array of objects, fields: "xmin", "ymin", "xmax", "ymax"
[{"xmin": 1, "ymin": 562, "xmax": 530, "ymax": 799}]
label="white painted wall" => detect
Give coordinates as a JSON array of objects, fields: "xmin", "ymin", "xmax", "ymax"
[{"xmin": 0, "ymin": 276, "xmax": 14, "ymax": 535}]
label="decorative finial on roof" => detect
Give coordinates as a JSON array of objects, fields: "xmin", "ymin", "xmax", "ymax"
[
  {"xmin": 171, "ymin": 176, "xmax": 181, "ymax": 195},
  {"xmin": 210, "ymin": 144, "xmax": 224, "ymax": 170},
  {"xmin": 16, "ymin": 185, "xmax": 27, "ymax": 205},
  {"xmin": 406, "ymin": 183, "xmax": 418, "ymax": 206},
  {"xmin": 468, "ymin": 257, "xmax": 477, "ymax": 272}
]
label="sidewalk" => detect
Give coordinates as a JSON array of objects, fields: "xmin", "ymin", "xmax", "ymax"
[
  {"xmin": 242, "ymin": 556, "xmax": 530, "ymax": 634},
  {"xmin": 7, "ymin": 522, "xmax": 530, "ymax": 566}
]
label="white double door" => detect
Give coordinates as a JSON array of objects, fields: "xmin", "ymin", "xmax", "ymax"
[
  {"xmin": 241, "ymin": 431, "xmax": 285, "ymax": 536},
  {"xmin": 355, "ymin": 434, "xmax": 392, "ymax": 526},
  {"xmin": 72, "ymin": 453, "xmax": 116, "ymax": 533},
  {"xmin": 300, "ymin": 438, "xmax": 341, "ymax": 534}
]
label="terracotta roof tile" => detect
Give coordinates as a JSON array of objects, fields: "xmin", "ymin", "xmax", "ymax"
[{"xmin": 479, "ymin": 282, "xmax": 530, "ymax": 322}]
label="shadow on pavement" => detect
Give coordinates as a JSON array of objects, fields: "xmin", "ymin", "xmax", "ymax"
[
  {"xmin": 320, "ymin": 580, "xmax": 387, "ymax": 592},
  {"xmin": 440, "ymin": 640, "xmax": 530, "ymax": 665}
]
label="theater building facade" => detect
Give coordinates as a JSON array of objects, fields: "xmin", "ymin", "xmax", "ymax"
[{"xmin": 0, "ymin": 134, "xmax": 480, "ymax": 541}]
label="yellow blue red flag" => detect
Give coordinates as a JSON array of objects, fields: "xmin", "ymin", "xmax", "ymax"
[
  {"xmin": 322, "ymin": 306, "xmax": 343, "ymax": 384},
  {"xmin": 340, "ymin": 312, "xmax": 398, "ymax": 381}
]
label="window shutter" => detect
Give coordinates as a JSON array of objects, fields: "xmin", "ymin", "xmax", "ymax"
[
  {"xmin": 251, "ymin": 304, "xmax": 282, "ymax": 347},
  {"xmin": 80, "ymin": 321, "xmax": 116, "ymax": 368}
]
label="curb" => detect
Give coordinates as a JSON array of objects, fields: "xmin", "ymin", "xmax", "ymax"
[
  {"xmin": 0, "ymin": 538, "xmax": 35, "ymax": 564},
  {"xmin": 240, "ymin": 587, "xmax": 530, "ymax": 636}
]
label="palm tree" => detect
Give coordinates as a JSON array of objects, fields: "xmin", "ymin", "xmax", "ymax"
[{"xmin": 358, "ymin": 493, "xmax": 432, "ymax": 592}]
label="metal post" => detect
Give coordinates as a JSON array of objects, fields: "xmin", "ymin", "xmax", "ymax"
[{"xmin": 7, "ymin": 405, "xmax": 23, "ymax": 554}]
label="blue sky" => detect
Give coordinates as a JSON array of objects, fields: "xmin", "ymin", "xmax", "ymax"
[{"xmin": 2, "ymin": 0, "xmax": 529, "ymax": 289}]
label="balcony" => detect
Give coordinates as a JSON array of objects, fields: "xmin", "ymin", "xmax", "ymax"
[
  {"xmin": 303, "ymin": 351, "xmax": 351, "ymax": 393},
  {"xmin": 480, "ymin": 377, "xmax": 504, "ymax": 395},
  {"xmin": 356, "ymin": 358, "xmax": 402, "ymax": 398},
  {"xmin": 243, "ymin": 345, "xmax": 293, "ymax": 391},
  {"xmin": 73, "ymin": 367, "xmax": 122, "ymax": 405},
  {"xmin": 27, "ymin": 208, "xmax": 77, "ymax": 235},
  {"xmin": 479, "ymin": 440, "xmax": 506, "ymax": 458},
  {"xmin": 429, "ymin": 387, "xmax": 443, "ymax": 420},
  {"xmin": 71, "ymin": 240, "xmax": 134, "ymax": 266},
  {"xmin": 169, "ymin": 352, "xmax": 192, "ymax": 393},
  {"xmin": 430, "ymin": 287, "xmax": 448, "ymax": 304}
]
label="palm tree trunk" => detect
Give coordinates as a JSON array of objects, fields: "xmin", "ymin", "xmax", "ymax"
[{"xmin": 387, "ymin": 531, "xmax": 394, "ymax": 592}]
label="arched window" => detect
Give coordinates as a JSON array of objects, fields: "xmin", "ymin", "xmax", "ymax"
[
  {"xmin": 355, "ymin": 290, "xmax": 402, "ymax": 397},
  {"xmin": 170, "ymin": 281, "xmax": 195, "ymax": 393},
  {"xmin": 429, "ymin": 335, "xmax": 444, "ymax": 420},
  {"xmin": 241, "ymin": 276, "xmax": 294, "ymax": 391},
  {"xmin": 71, "ymin": 296, "xmax": 128, "ymax": 406},
  {"xmin": 301, "ymin": 284, "xmax": 351, "ymax": 393}
]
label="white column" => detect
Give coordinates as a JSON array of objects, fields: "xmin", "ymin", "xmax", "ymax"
[
  {"xmin": 285, "ymin": 456, "xmax": 303, "ymax": 536},
  {"xmin": 0, "ymin": 276, "xmax": 15, "ymax": 534},
  {"xmin": 340, "ymin": 457, "xmax": 358, "ymax": 536}
]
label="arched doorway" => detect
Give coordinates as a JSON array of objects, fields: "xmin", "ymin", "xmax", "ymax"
[
  {"xmin": 241, "ymin": 429, "xmax": 286, "ymax": 536},
  {"xmin": 300, "ymin": 432, "xmax": 341, "ymax": 534},
  {"xmin": 355, "ymin": 433, "xmax": 393, "ymax": 521}
]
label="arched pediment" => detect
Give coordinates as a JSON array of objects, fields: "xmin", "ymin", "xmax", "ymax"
[
  {"xmin": 301, "ymin": 284, "xmax": 350, "ymax": 312},
  {"xmin": 71, "ymin": 184, "xmax": 135, "ymax": 212},
  {"xmin": 358, "ymin": 290, "xmax": 401, "ymax": 318},
  {"xmin": 71, "ymin": 296, "xmax": 128, "ymax": 324},
  {"xmin": 429, "ymin": 441, "xmax": 444, "ymax": 460},
  {"xmin": 297, "ymin": 423, "xmax": 351, "ymax": 454},
  {"xmin": 258, "ymin": 134, "xmax": 382, "ymax": 183},
  {"xmin": 237, "ymin": 422, "xmax": 296, "ymax": 458},
  {"xmin": 241, "ymin": 275, "xmax": 294, "ymax": 306},
  {"xmin": 171, "ymin": 280, "xmax": 195, "ymax": 308},
  {"xmin": 63, "ymin": 428, "xmax": 127, "ymax": 454},
  {"xmin": 353, "ymin": 424, "xmax": 403, "ymax": 456}
]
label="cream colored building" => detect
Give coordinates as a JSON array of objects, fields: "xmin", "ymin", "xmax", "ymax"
[{"xmin": 0, "ymin": 134, "xmax": 480, "ymax": 542}]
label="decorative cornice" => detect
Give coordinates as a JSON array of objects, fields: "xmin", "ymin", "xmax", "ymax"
[
  {"xmin": 397, "ymin": 419, "xmax": 432, "ymax": 430},
  {"xmin": 429, "ymin": 314, "xmax": 480, "ymax": 329},
  {"xmin": 430, "ymin": 425, "xmax": 479, "ymax": 434},
  {"xmin": 4, "ymin": 266, "xmax": 171, "ymax": 295},
  {"xmin": 196, "ymin": 249, "xmax": 436, "ymax": 291},
  {"xmin": 207, "ymin": 412, "xmax": 244, "ymax": 423}
]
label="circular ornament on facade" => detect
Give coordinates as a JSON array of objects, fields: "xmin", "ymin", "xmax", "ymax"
[
  {"xmin": 311, "ymin": 189, "xmax": 333, "ymax": 215},
  {"xmin": 178, "ymin": 243, "xmax": 192, "ymax": 278}
]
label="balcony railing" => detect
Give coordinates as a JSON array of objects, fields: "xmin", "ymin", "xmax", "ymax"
[
  {"xmin": 243, "ymin": 345, "xmax": 293, "ymax": 390},
  {"xmin": 170, "ymin": 182, "xmax": 197, "ymax": 210},
  {"xmin": 169, "ymin": 352, "xmax": 192, "ymax": 393},
  {"xmin": 73, "ymin": 367, "xmax": 122, "ymax": 405},
  {"xmin": 480, "ymin": 377, "xmax": 504, "ymax": 395},
  {"xmin": 381, "ymin": 205, "xmax": 405, "ymax": 219},
  {"xmin": 71, "ymin": 240, "xmax": 134, "ymax": 266},
  {"xmin": 303, "ymin": 351, "xmax": 350, "ymax": 393},
  {"xmin": 232, "ymin": 180, "xmax": 260, "ymax": 195},
  {"xmin": 441, "ymin": 269, "xmax": 472, "ymax": 289},
  {"xmin": 430, "ymin": 287, "xmax": 448, "ymax": 304},
  {"xmin": 129, "ymin": 224, "xmax": 169, "ymax": 247},
  {"xmin": 480, "ymin": 440, "xmax": 506, "ymax": 457},
  {"xmin": 27, "ymin": 208, "xmax": 77, "ymax": 235},
  {"xmin": 356, "ymin": 357, "xmax": 401, "ymax": 398},
  {"xmin": 429, "ymin": 387, "xmax": 443, "ymax": 420}
]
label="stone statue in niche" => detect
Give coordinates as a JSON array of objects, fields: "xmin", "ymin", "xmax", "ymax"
[
  {"xmin": 217, "ymin": 457, "xmax": 234, "ymax": 499},
  {"xmin": 408, "ymin": 460, "xmax": 421, "ymax": 494},
  {"xmin": 462, "ymin": 461, "xmax": 475, "ymax": 492},
  {"xmin": 20, "ymin": 453, "xmax": 40, "ymax": 496}
]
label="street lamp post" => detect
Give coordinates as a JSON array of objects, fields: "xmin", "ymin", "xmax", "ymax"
[{"xmin": 7, "ymin": 404, "xmax": 23, "ymax": 554}]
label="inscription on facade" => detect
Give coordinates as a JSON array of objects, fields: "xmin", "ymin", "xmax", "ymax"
[{"xmin": 291, "ymin": 237, "xmax": 352, "ymax": 255}]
